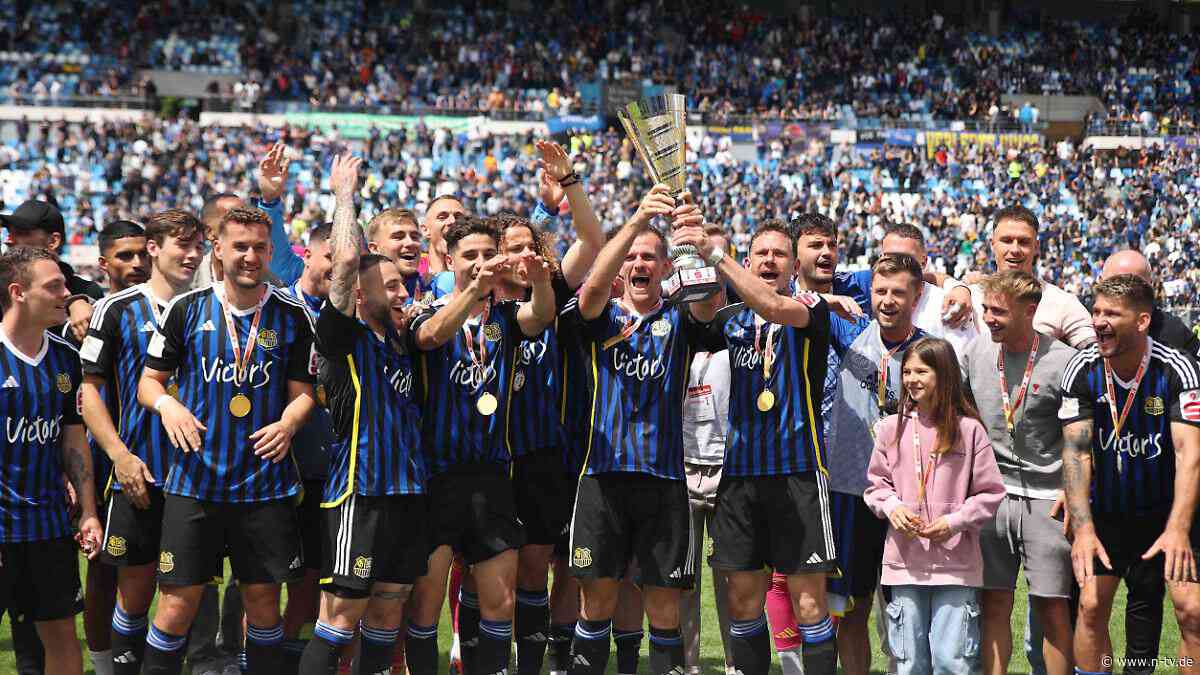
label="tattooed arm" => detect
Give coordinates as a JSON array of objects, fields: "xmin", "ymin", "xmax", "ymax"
[
  {"xmin": 1063, "ymin": 420, "xmax": 1109, "ymax": 586},
  {"xmin": 63, "ymin": 424, "xmax": 103, "ymax": 558},
  {"xmin": 328, "ymin": 154, "xmax": 365, "ymax": 316}
]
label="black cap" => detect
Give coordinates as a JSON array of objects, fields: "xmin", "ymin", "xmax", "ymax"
[{"xmin": 1, "ymin": 200, "xmax": 65, "ymax": 237}]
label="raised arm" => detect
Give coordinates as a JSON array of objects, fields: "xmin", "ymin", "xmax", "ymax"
[
  {"xmin": 516, "ymin": 252, "xmax": 556, "ymax": 337},
  {"xmin": 414, "ymin": 255, "xmax": 510, "ymax": 351},
  {"xmin": 672, "ymin": 221, "xmax": 812, "ymax": 328},
  {"xmin": 327, "ymin": 154, "xmax": 365, "ymax": 315},
  {"xmin": 576, "ymin": 184, "xmax": 674, "ymax": 320},
  {"xmin": 538, "ymin": 140, "xmax": 603, "ymax": 288},
  {"xmin": 257, "ymin": 142, "xmax": 304, "ymax": 284}
]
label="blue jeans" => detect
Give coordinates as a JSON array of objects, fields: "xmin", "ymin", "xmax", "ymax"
[{"xmin": 885, "ymin": 585, "xmax": 982, "ymax": 675}]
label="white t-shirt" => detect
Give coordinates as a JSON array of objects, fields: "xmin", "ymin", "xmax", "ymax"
[
  {"xmin": 915, "ymin": 281, "xmax": 978, "ymax": 355},
  {"xmin": 682, "ymin": 350, "xmax": 730, "ymax": 465}
]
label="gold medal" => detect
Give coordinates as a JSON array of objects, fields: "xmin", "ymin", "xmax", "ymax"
[
  {"xmin": 476, "ymin": 392, "xmax": 498, "ymax": 416},
  {"xmin": 316, "ymin": 384, "xmax": 327, "ymax": 408},
  {"xmin": 229, "ymin": 394, "xmax": 252, "ymax": 418},
  {"xmin": 757, "ymin": 389, "xmax": 776, "ymax": 412},
  {"xmin": 166, "ymin": 382, "xmax": 179, "ymax": 399}
]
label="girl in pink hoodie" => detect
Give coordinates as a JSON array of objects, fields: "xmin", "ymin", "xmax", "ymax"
[{"xmin": 865, "ymin": 337, "xmax": 1006, "ymax": 675}]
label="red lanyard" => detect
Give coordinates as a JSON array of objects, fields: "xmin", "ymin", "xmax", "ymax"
[
  {"xmin": 912, "ymin": 417, "xmax": 939, "ymax": 516},
  {"xmin": 1103, "ymin": 339, "xmax": 1151, "ymax": 442},
  {"xmin": 878, "ymin": 328, "xmax": 914, "ymax": 408},
  {"xmin": 998, "ymin": 334, "xmax": 1040, "ymax": 434},
  {"xmin": 217, "ymin": 284, "xmax": 267, "ymax": 387},
  {"xmin": 754, "ymin": 318, "xmax": 780, "ymax": 383},
  {"xmin": 461, "ymin": 302, "xmax": 491, "ymax": 370}
]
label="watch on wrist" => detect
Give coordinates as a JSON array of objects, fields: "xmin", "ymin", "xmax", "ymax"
[{"xmin": 705, "ymin": 246, "xmax": 725, "ymax": 266}]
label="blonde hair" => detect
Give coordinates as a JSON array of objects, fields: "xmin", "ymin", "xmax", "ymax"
[
  {"xmin": 978, "ymin": 269, "xmax": 1042, "ymax": 306},
  {"xmin": 367, "ymin": 209, "xmax": 418, "ymax": 241}
]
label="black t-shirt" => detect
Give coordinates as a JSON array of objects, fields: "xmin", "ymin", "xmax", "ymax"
[{"xmin": 1151, "ymin": 307, "xmax": 1200, "ymax": 359}]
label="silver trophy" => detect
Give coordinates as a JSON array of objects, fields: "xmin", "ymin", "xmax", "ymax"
[{"xmin": 618, "ymin": 93, "xmax": 720, "ymax": 304}]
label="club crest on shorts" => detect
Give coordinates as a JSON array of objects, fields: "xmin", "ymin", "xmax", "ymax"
[
  {"xmin": 483, "ymin": 323, "xmax": 503, "ymax": 342},
  {"xmin": 159, "ymin": 551, "xmax": 175, "ymax": 574},
  {"xmin": 106, "ymin": 536, "xmax": 127, "ymax": 557},
  {"xmin": 572, "ymin": 547, "xmax": 593, "ymax": 568},
  {"xmin": 1144, "ymin": 396, "xmax": 1165, "ymax": 416},
  {"xmin": 651, "ymin": 318, "xmax": 671, "ymax": 337},
  {"xmin": 353, "ymin": 555, "xmax": 373, "ymax": 579},
  {"xmin": 258, "ymin": 329, "xmax": 278, "ymax": 350},
  {"xmin": 55, "ymin": 372, "xmax": 71, "ymax": 393}
]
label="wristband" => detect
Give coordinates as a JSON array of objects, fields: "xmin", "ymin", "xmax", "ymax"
[
  {"xmin": 153, "ymin": 394, "xmax": 171, "ymax": 414},
  {"xmin": 705, "ymin": 246, "xmax": 725, "ymax": 266},
  {"xmin": 558, "ymin": 174, "xmax": 580, "ymax": 188}
]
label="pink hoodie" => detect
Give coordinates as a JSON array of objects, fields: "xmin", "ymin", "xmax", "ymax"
[{"xmin": 864, "ymin": 412, "xmax": 1006, "ymax": 587}]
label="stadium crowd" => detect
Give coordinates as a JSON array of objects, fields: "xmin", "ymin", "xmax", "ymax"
[
  {"xmin": 0, "ymin": 1, "xmax": 1197, "ymax": 128},
  {"xmin": 3, "ymin": 116, "xmax": 1200, "ymax": 315}
]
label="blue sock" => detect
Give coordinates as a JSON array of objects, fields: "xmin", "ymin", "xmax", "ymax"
[
  {"xmin": 798, "ymin": 615, "xmax": 837, "ymax": 673},
  {"xmin": 359, "ymin": 622, "xmax": 401, "ymax": 674},
  {"xmin": 142, "ymin": 624, "xmax": 186, "ymax": 673},
  {"xmin": 245, "ymin": 622, "xmax": 285, "ymax": 673},
  {"xmin": 111, "ymin": 606, "xmax": 150, "ymax": 674},
  {"xmin": 478, "ymin": 619, "xmax": 513, "ymax": 675}
]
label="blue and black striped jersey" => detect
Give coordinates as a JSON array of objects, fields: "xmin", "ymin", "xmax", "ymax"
[
  {"xmin": 702, "ymin": 296, "xmax": 833, "ymax": 477},
  {"xmin": 316, "ymin": 305, "xmax": 424, "ymax": 504},
  {"xmin": 79, "ymin": 285, "xmax": 174, "ymax": 492},
  {"xmin": 412, "ymin": 298, "xmax": 530, "ymax": 476},
  {"xmin": 0, "ymin": 329, "xmax": 83, "ymax": 542},
  {"xmin": 1059, "ymin": 338, "xmax": 1200, "ymax": 515},
  {"xmin": 62, "ymin": 320, "xmax": 115, "ymax": 500},
  {"xmin": 558, "ymin": 299, "xmax": 707, "ymax": 480},
  {"xmin": 146, "ymin": 284, "xmax": 316, "ymax": 503},
  {"xmin": 506, "ymin": 275, "xmax": 576, "ymax": 459}
]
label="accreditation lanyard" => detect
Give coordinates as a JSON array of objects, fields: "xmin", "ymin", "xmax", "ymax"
[
  {"xmin": 998, "ymin": 334, "xmax": 1040, "ymax": 435},
  {"xmin": 878, "ymin": 328, "xmax": 915, "ymax": 409},
  {"xmin": 217, "ymin": 284, "xmax": 268, "ymax": 388},
  {"xmin": 912, "ymin": 417, "xmax": 939, "ymax": 517},
  {"xmin": 1103, "ymin": 339, "xmax": 1151, "ymax": 448},
  {"xmin": 461, "ymin": 301, "xmax": 492, "ymax": 376},
  {"xmin": 602, "ymin": 300, "xmax": 663, "ymax": 350}
]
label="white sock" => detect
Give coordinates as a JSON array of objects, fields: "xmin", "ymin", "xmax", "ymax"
[
  {"xmin": 778, "ymin": 646, "xmax": 805, "ymax": 675},
  {"xmin": 550, "ymin": 671, "xmax": 568, "ymax": 675},
  {"xmin": 89, "ymin": 650, "xmax": 114, "ymax": 675}
]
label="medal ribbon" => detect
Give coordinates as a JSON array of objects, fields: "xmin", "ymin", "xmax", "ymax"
[
  {"xmin": 912, "ymin": 417, "xmax": 939, "ymax": 517},
  {"xmin": 1103, "ymin": 338, "xmax": 1151, "ymax": 449},
  {"xmin": 217, "ymin": 283, "xmax": 268, "ymax": 388},
  {"xmin": 878, "ymin": 328, "xmax": 915, "ymax": 409},
  {"xmin": 998, "ymin": 334, "xmax": 1040, "ymax": 434},
  {"xmin": 602, "ymin": 300, "xmax": 663, "ymax": 350},
  {"xmin": 754, "ymin": 318, "xmax": 780, "ymax": 386},
  {"xmin": 461, "ymin": 301, "xmax": 492, "ymax": 376}
]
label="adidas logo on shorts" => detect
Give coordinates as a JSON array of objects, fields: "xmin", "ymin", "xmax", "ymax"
[
  {"xmin": 806, "ymin": 553, "xmax": 824, "ymax": 564},
  {"xmin": 573, "ymin": 655, "xmax": 590, "ymax": 667}
]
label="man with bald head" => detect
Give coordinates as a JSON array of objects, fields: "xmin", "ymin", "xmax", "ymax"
[{"xmin": 1102, "ymin": 250, "xmax": 1200, "ymax": 358}]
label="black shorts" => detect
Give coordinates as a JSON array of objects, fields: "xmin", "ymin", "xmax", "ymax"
[
  {"xmin": 0, "ymin": 537, "xmax": 83, "ymax": 622},
  {"xmin": 321, "ymin": 494, "xmax": 429, "ymax": 597},
  {"xmin": 1094, "ymin": 512, "xmax": 1200, "ymax": 582},
  {"xmin": 513, "ymin": 450, "xmax": 574, "ymax": 545},
  {"xmin": 157, "ymin": 494, "xmax": 304, "ymax": 586},
  {"xmin": 428, "ymin": 465, "xmax": 525, "ymax": 565},
  {"xmin": 711, "ymin": 472, "xmax": 838, "ymax": 577},
  {"xmin": 100, "ymin": 489, "xmax": 166, "ymax": 567},
  {"xmin": 298, "ymin": 480, "xmax": 325, "ymax": 571},
  {"xmin": 827, "ymin": 490, "xmax": 887, "ymax": 600},
  {"xmin": 568, "ymin": 473, "xmax": 694, "ymax": 588}
]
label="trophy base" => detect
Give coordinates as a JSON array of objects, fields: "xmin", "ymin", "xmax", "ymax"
[{"xmin": 662, "ymin": 266, "xmax": 721, "ymax": 304}]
